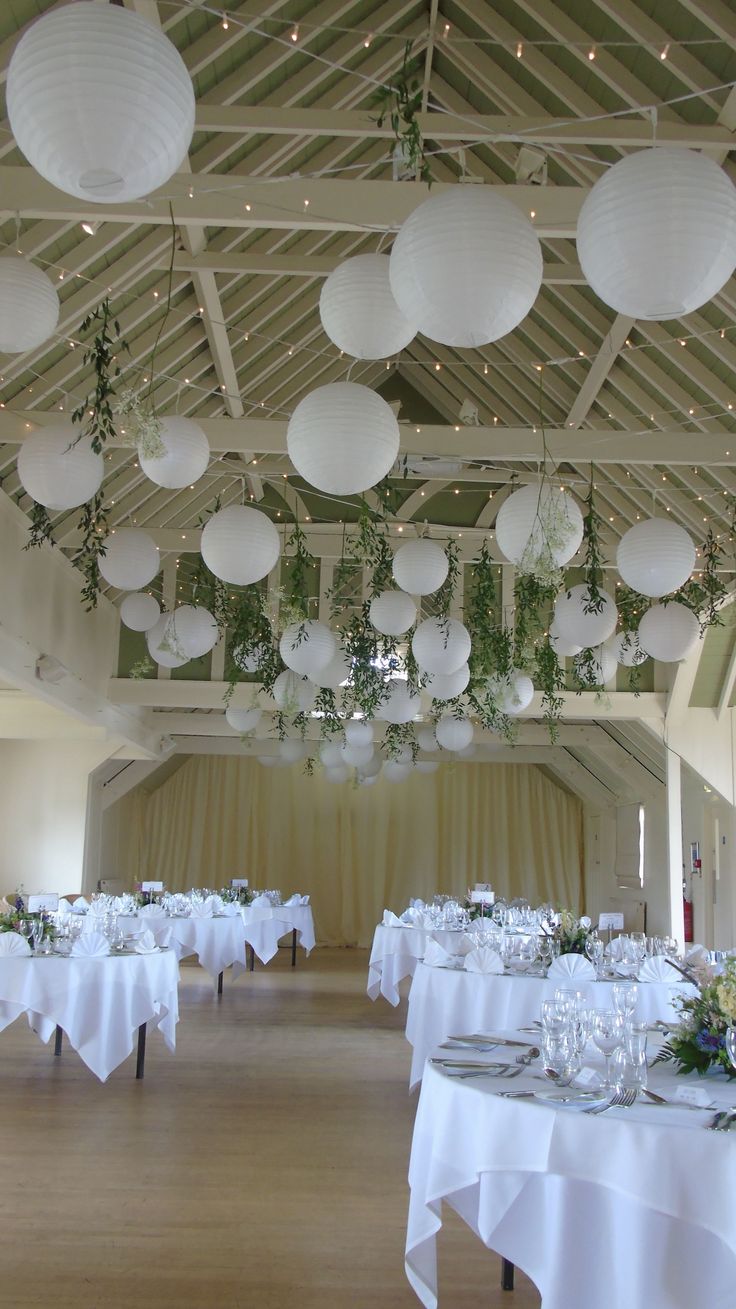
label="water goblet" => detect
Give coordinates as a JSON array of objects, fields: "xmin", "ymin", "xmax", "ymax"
[
  {"xmin": 612, "ymin": 982, "xmax": 638, "ymax": 1022},
  {"xmin": 593, "ymin": 1010, "xmax": 625, "ymax": 1089},
  {"xmin": 543, "ymin": 1032, "xmax": 581, "ymax": 1086}
]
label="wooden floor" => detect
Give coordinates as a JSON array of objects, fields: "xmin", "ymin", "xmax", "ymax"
[{"xmin": 0, "ymin": 948, "xmax": 540, "ymax": 1308}]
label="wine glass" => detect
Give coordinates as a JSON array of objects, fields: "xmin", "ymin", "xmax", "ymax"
[
  {"xmin": 593, "ymin": 1010, "xmax": 624, "ymax": 1089},
  {"xmin": 725, "ymin": 1027, "xmax": 736, "ymax": 1072},
  {"xmin": 30, "ymin": 917, "xmax": 46, "ymax": 953},
  {"xmin": 612, "ymin": 982, "xmax": 638, "ymax": 1023}
]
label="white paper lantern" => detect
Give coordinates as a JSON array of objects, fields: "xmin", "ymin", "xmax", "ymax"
[
  {"xmin": 358, "ymin": 754, "xmax": 382, "ymax": 779},
  {"xmin": 280, "ymin": 620, "xmax": 336, "ymax": 678},
  {"xmin": 311, "ymin": 645, "xmax": 352, "ymax": 690},
  {"xmin": 358, "ymin": 774, "xmax": 378, "ymax": 787},
  {"xmin": 412, "ymin": 617, "xmax": 471, "ymax": 675},
  {"xmin": 232, "ymin": 642, "xmax": 270, "ymax": 673},
  {"xmin": 320, "ymin": 740, "xmax": 344, "ymax": 769},
  {"xmin": 392, "ymin": 539, "xmax": 448, "ymax": 596},
  {"xmin": 502, "ymin": 672, "xmax": 534, "ymax": 715},
  {"xmin": 280, "ymin": 739, "xmax": 308, "ymax": 764},
  {"xmin": 325, "ymin": 765, "xmax": 350, "ymax": 784},
  {"xmin": 369, "ymin": 589, "xmax": 417, "ymax": 636},
  {"xmin": 548, "ymin": 625, "xmax": 582, "ymax": 659},
  {"xmin": 380, "ymin": 680, "xmax": 421, "ymax": 724},
  {"xmin": 424, "ymin": 663, "xmax": 470, "ymax": 701},
  {"xmin": 616, "ymin": 518, "xmax": 696, "ymax": 598},
  {"xmin": 201, "ymin": 504, "xmax": 280, "ymax": 586},
  {"xmin": 436, "ymin": 715, "xmax": 474, "ymax": 752},
  {"xmin": 119, "ymin": 592, "xmax": 160, "ymax": 632},
  {"xmin": 415, "ymin": 760, "xmax": 439, "ymax": 775},
  {"xmin": 392, "ymin": 744, "xmax": 414, "ymax": 766},
  {"xmin": 99, "ymin": 527, "xmax": 159, "ymax": 590},
  {"xmin": 341, "ymin": 742, "xmax": 374, "ymax": 769},
  {"xmin": 345, "ymin": 720, "xmax": 374, "ymax": 747},
  {"xmin": 258, "ymin": 755, "xmax": 280, "ymax": 768},
  {"xmin": 553, "ymin": 584, "xmax": 618, "ymax": 647},
  {"xmin": 138, "ymin": 417, "xmax": 209, "ymax": 489},
  {"xmin": 573, "ymin": 646, "xmax": 617, "ymax": 688},
  {"xmin": 166, "ymin": 605, "xmax": 218, "ymax": 659},
  {"xmin": 17, "ymin": 424, "xmax": 103, "ymax": 511},
  {"xmin": 638, "ymin": 603, "xmax": 700, "ymax": 662},
  {"xmin": 225, "ymin": 706, "xmax": 262, "ymax": 734},
  {"xmin": 146, "ymin": 613, "xmax": 188, "ymax": 668},
  {"xmin": 319, "ymin": 253, "xmax": 416, "ymax": 359},
  {"xmin": 383, "ymin": 760, "xmax": 412, "ymax": 783},
  {"xmin": 287, "ymin": 382, "xmax": 399, "ymax": 495},
  {"xmin": 7, "ymin": 3, "xmax": 195, "ymax": 203},
  {"xmin": 606, "ymin": 632, "xmax": 647, "ymax": 668},
  {"xmin": 389, "ymin": 187, "xmax": 542, "ymax": 347},
  {"xmin": 272, "ymin": 670, "xmax": 315, "ymax": 713},
  {"xmin": 417, "ymin": 726, "xmax": 440, "ymax": 753},
  {"xmin": 495, "ymin": 484, "xmax": 583, "ymax": 569},
  {"xmin": 0, "ymin": 256, "xmax": 59, "ymax": 353},
  {"xmin": 577, "ymin": 148, "xmax": 736, "ymax": 319}
]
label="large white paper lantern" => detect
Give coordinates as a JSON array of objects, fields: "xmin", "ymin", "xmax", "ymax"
[
  {"xmin": 311, "ymin": 645, "xmax": 352, "ymax": 690},
  {"xmin": 272, "ymin": 671, "xmax": 315, "ymax": 713},
  {"xmin": 358, "ymin": 754, "xmax": 382, "ymax": 779},
  {"xmin": 280, "ymin": 739, "xmax": 308, "ymax": 764},
  {"xmin": 345, "ymin": 720, "xmax": 373, "ymax": 747},
  {"xmin": 99, "ymin": 527, "xmax": 159, "ymax": 590},
  {"xmin": 392, "ymin": 539, "xmax": 448, "ymax": 595},
  {"xmin": 320, "ymin": 740, "xmax": 343, "ymax": 769},
  {"xmin": 146, "ymin": 613, "xmax": 188, "ymax": 668},
  {"xmin": 369, "ymin": 589, "xmax": 417, "ymax": 636},
  {"xmin": 380, "ymin": 680, "xmax": 421, "ymax": 724},
  {"xmin": 424, "ymin": 662, "xmax": 470, "ymax": 701},
  {"xmin": 341, "ymin": 742, "xmax": 374, "ymax": 769},
  {"xmin": 287, "ymin": 382, "xmax": 399, "ymax": 495},
  {"xmin": 495, "ymin": 484, "xmax": 583, "ymax": 570},
  {"xmin": 383, "ymin": 760, "xmax": 412, "ymax": 783},
  {"xmin": 225, "ymin": 706, "xmax": 261, "ymax": 734},
  {"xmin": 573, "ymin": 645, "xmax": 617, "ymax": 687},
  {"xmin": 389, "ymin": 187, "xmax": 543, "ymax": 347},
  {"xmin": 138, "ymin": 417, "xmax": 209, "ymax": 489},
  {"xmin": 119, "ymin": 592, "xmax": 160, "ymax": 632},
  {"xmin": 554, "ymin": 584, "xmax": 618, "ymax": 647},
  {"xmin": 436, "ymin": 715, "xmax": 474, "ymax": 751},
  {"xmin": 417, "ymin": 726, "xmax": 440, "ymax": 753},
  {"xmin": 606, "ymin": 632, "xmax": 647, "ymax": 668},
  {"xmin": 549, "ymin": 625, "xmax": 582, "ymax": 659},
  {"xmin": 17, "ymin": 424, "xmax": 102, "ymax": 511},
  {"xmin": 577, "ymin": 148, "xmax": 736, "ymax": 319},
  {"xmin": 638, "ymin": 603, "xmax": 700, "ymax": 662},
  {"xmin": 167, "ymin": 605, "xmax": 218, "ymax": 659},
  {"xmin": 325, "ymin": 765, "xmax": 350, "ymax": 784},
  {"xmin": 319, "ymin": 253, "xmax": 416, "ymax": 359},
  {"xmin": 616, "ymin": 519, "xmax": 696, "ymax": 598},
  {"xmin": 280, "ymin": 620, "xmax": 335, "ymax": 678},
  {"xmin": 0, "ymin": 256, "xmax": 59, "ymax": 353},
  {"xmin": 201, "ymin": 504, "xmax": 280, "ymax": 586},
  {"xmin": 7, "ymin": 3, "xmax": 195, "ymax": 203},
  {"xmin": 412, "ymin": 617, "xmax": 471, "ymax": 675},
  {"xmin": 415, "ymin": 760, "xmax": 439, "ymax": 775}
]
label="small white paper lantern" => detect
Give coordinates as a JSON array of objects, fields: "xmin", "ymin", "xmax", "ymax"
[
  {"xmin": 380, "ymin": 680, "xmax": 421, "ymax": 724},
  {"xmin": 412, "ymin": 617, "xmax": 471, "ymax": 675},
  {"xmin": 436, "ymin": 715, "xmax": 474, "ymax": 752},
  {"xmin": 389, "ymin": 186, "xmax": 543, "ymax": 347},
  {"xmin": 415, "ymin": 760, "xmax": 439, "ymax": 775},
  {"xmin": 358, "ymin": 754, "xmax": 382, "ymax": 779},
  {"xmin": 320, "ymin": 740, "xmax": 344, "ymax": 769},
  {"xmin": 119, "ymin": 592, "xmax": 160, "ymax": 632},
  {"xmin": 358, "ymin": 774, "xmax": 378, "ymax": 788},
  {"xmin": 280, "ymin": 739, "xmax": 308, "ymax": 764},
  {"xmin": 392, "ymin": 539, "xmax": 448, "ymax": 596},
  {"xmin": 7, "ymin": 3, "xmax": 195, "ymax": 203},
  {"xmin": 495, "ymin": 484, "xmax": 584, "ymax": 570},
  {"xmin": 325, "ymin": 765, "xmax": 350, "ymax": 784},
  {"xmin": 0, "ymin": 256, "xmax": 59, "ymax": 353},
  {"xmin": 342, "ymin": 742, "xmax": 374, "ymax": 769},
  {"xmin": 233, "ymin": 643, "xmax": 270, "ymax": 673},
  {"xmin": 553, "ymin": 584, "xmax": 618, "ymax": 647},
  {"xmin": 287, "ymin": 382, "xmax": 400, "ymax": 495},
  {"xmin": 167, "ymin": 605, "xmax": 218, "ymax": 659},
  {"xmin": 201, "ymin": 505, "xmax": 280, "ymax": 586},
  {"xmin": 383, "ymin": 760, "xmax": 412, "ymax": 783},
  {"xmin": 139, "ymin": 417, "xmax": 209, "ymax": 489},
  {"xmin": 319, "ymin": 254, "xmax": 416, "ymax": 359},
  {"xmin": 417, "ymin": 726, "xmax": 440, "ymax": 753},
  {"xmin": 577, "ymin": 148, "xmax": 736, "ymax": 320},
  {"xmin": 146, "ymin": 613, "xmax": 188, "ymax": 668},
  {"xmin": 549, "ymin": 625, "xmax": 582, "ymax": 659},
  {"xmin": 17, "ymin": 424, "xmax": 103, "ymax": 511},
  {"xmin": 502, "ymin": 672, "xmax": 534, "ymax": 715},
  {"xmin": 280, "ymin": 620, "xmax": 336, "ymax": 678},
  {"xmin": 424, "ymin": 662, "xmax": 470, "ymax": 701},
  {"xmin": 616, "ymin": 518, "xmax": 696, "ymax": 598},
  {"xmin": 311, "ymin": 645, "xmax": 352, "ymax": 690},
  {"xmin": 99, "ymin": 527, "xmax": 159, "ymax": 590},
  {"xmin": 345, "ymin": 720, "xmax": 373, "ymax": 747},
  {"xmin": 392, "ymin": 744, "xmax": 414, "ymax": 766},
  {"xmin": 606, "ymin": 632, "xmax": 647, "ymax": 668},
  {"xmin": 258, "ymin": 755, "xmax": 280, "ymax": 768},
  {"xmin": 573, "ymin": 646, "xmax": 617, "ymax": 687},
  {"xmin": 225, "ymin": 706, "xmax": 262, "ymax": 734},
  {"xmin": 638, "ymin": 603, "xmax": 700, "ymax": 662},
  {"xmin": 369, "ymin": 589, "xmax": 417, "ymax": 636},
  {"xmin": 272, "ymin": 671, "xmax": 315, "ymax": 713}
]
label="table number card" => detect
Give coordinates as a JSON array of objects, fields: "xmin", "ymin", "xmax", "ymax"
[
  {"xmin": 598, "ymin": 912, "xmax": 624, "ymax": 931},
  {"xmin": 141, "ymin": 880, "xmax": 164, "ymax": 893},
  {"xmin": 27, "ymin": 893, "xmax": 59, "ymax": 913},
  {"xmin": 470, "ymin": 888, "xmax": 495, "ymax": 904},
  {"xmin": 231, "ymin": 879, "xmax": 249, "ymax": 888}
]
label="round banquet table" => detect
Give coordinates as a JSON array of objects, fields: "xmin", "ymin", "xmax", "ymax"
[
  {"xmin": 0, "ymin": 950, "xmax": 179, "ymax": 1082},
  {"xmin": 242, "ymin": 903, "xmax": 315, "ymax": 965},
  {"xmin": 406, "ymin": 962, "xmax": 696, "ymax": 1087},
  {"xmin": 406, "ymin": 1053, "xmax": 736, "ymax": 1309},
  {"xmin": 368, "ymin": 925, "xmax": 466, "ymax": 1006}
]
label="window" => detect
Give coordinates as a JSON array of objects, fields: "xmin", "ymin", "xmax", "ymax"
[{"xmin": 615, "ymin": 803, "xmax": 645, "ymax": 890}]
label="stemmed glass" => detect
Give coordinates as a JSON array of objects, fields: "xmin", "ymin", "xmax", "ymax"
[
  {"xmin": 593, "ymin": 1010, "xmax": 624, "ymax": 1089},
  {"xmin": 612, "ymin": 982, "xmax": 638, "ymax": 1023},
  {"xmin": 586, "ymin": 934, "xmax": 604, "ymax": 978},
  {"xmin": 29, "ymin": 917, "xmax": 46, "ymax": 953},
  {"xmin": 725, "ymin": 1027, "xmax": 736, "ymax": 1072}
]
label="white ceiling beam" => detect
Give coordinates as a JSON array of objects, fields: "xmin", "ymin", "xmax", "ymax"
[
  {"xmin": 565, "ymin": 315, "xmax": 636, "ymax": 428},
  {"xmin": 717, "ymin": 636, "xmax": 736, "ymax": 719},
  {"xmin": 162, "ymin": 250, "xmax": 588, "ymax": 284}
]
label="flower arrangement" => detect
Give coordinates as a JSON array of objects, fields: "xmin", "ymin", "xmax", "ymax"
[
  {"xmin": 0, "ymin": 896, "xmax": 54, "ymax": 940},
  {"xmin": 542, "ymin": 910, "xmax": 593, "ymax": 956},
  {"xmin": 220, "ymin": 886, "xmax": 254, "ymax": 906},
  {"xmin": 654, "ymin": 959, "xmax": 736, "ymax": 1078}
]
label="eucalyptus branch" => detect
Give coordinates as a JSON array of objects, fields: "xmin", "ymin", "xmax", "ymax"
[
  {"xmin": 676, "ymin": 528, "xmax": 727, "ymax": 633},
  {"xmin": 384, "ymin": 722, "xmax": 418, "ymax": 762},
  {"xmin": 434, "ymin": 541, "xmax": 460, "ymax": 618},
  {"xmin": 76, "ymin": 491, "xmax": 108, "ymax": 610},
  {"xmin": 71, "ymin": 297, "xmax": 126, "ymax": 454},
  {"xmin": 371, "ymin": 40, "xmax": 432, "ymax": 185},
  {"xmin": 581, "ymin": 470, "xmax": 605, "ymax": 613},
  {"xmin": 23, "ymin": 502, "xmax": 54, "ymax": 550},
  {"xmin": 535, "ymin": 638, "xmax": 565, "ymax": 742}
]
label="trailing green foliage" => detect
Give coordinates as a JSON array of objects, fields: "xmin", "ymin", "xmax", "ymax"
[
  {"xmin": 372, "ymin": 41, "xmax": 431, "ymax": 185},
  {"xmin": 77, "ymin": 490, "xmax": 108, "ymax": 610},
  {"xmin": 581, "ymin": 471, "xmax": 605, "ymax": 614},
  {"xmin": 24, "ymin": 501, "xmax": 54, "ymax": 550},
  {"xmin": 71, "ymin": 297, "xmax": 126, "ymax": 455}
]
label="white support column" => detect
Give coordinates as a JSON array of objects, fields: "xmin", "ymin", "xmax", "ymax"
[{"xmin": 666, "ymin": 748, "xmax": 686, "ymax": 949}]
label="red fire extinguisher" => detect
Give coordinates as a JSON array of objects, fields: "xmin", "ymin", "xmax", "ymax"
[{"xmin": 683, "ymin": 896, "xmax": 694, "ymax": 943}]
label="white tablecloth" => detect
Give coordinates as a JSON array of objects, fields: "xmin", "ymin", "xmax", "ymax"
[
  {"xmin": 407, "ymin": 1054, "xmax": 736, "ymax": 1309},
  {"xmin": 242, "ymin": 904, "xmax": 315, "ymax": 964},
  {"xmin": 0, "ymin": 951, "xmax": 179, "ymax": 1082},
  {"xmin": 406, "ymin": 963, "xmax": 695, "ymax": 1086},
  {"xmin": 120, "ymin": 914, "xmax": 248, "ymax": 979},
  {"xmin": 367, "ymin": 925, "xmax": 466, "ymax": 1005}
]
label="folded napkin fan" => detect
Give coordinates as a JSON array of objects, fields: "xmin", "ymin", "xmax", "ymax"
[
  {"xmin": 134, "ymin": 930, "xmax": 159, "ymax": 955},
  {"xmin": 464, "ymin": 946, "xmax": 504, "ymax": 975},
  {"xmin": 218, "ymin": 903, "xmax": 240, "ymax": 917},
  {"xmin": 423, "ymin": 939, "xmax": 454, "ymax": 968},
  {"xmin": 57, "ymin": 898, "xmax": 73, "ymax": 914},
  {"xmin": 639, "ymin": 956, "xmax": 684, "ymax": 984},
  {"xmin": 71, "ymin": 931, "xmax": 110, "ymax": 958},
  {"xmin": 70, "ymin": 896, "xmax": 89, "ymax": 914},
  {"xmin": 285, "ymin": 893, "xmax": 310, "ymax": 906},
  {"xmin": 189, "ymin": 900, "xmax": 214, "ymax": 918},
  {"xmin": 547, "ymin": 952, "xmax": 596, "ymax": 981},
  {"xmin": 250, "ymin": 894, "xmax": 272, "ymax": 909},
  {"xmin": 383, "ymin": 910, "xmax": 404, "ymax": 927},
  {"xmin": 0, "ymin": 931, "xmax": 31, "ymax": 957},
  {"xmin": 138, "ymin": 902, "xmax": 166, "ymax": 918}
]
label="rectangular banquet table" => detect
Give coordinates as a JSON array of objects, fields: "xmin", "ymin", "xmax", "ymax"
[
  {"xmin": 406, "ymin": 962, "xmax": 695, "ymax": 1086},
  {"xmin": 406, "ymin": 1050, "xmax": 736, "ymax": 1309},
  {"xmin": 0, "ymin": 950, "xmax": 179, "ymax": 1082}
]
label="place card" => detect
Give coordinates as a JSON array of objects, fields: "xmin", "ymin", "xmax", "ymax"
[
  {"xmin": 231, "ymin": 878, "xmax": 249, "ymax": 888},
  {"xmin": 673, "ymin": 1085, "xmax": 712, "ymax": 1108},
  {"xmin": 27, "ymin": 893, "xmax": 59, "ymax": 913},
  {"xmin": 470, "ymin": 890, "xmax": 495, "ymax": 904},
  {"xmin": 598, "ymin": 912, "xmax": 624, "ymax": 930},
  {"xmin": 141, "ymin": 880, "xmax": 163, "ymax": 892},
  {"xmin": 574, "ymin": 1067, "xmax": 601, "ymax": 1088}
]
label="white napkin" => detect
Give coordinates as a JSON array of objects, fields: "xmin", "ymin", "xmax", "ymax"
[
  {"xmin": 70, "ymin": 896, "xmax": 89, "ymax": 914},
  {"xmin": 189, "ymin": 899, "xmax": 214, "ymax": 918},
  {"xmin": 0, "ymin": 931, "xmax": 31, "ymax": 957},
  {"xmin": 138, "ymin": 902, "xmax": 166, "ymax": 917},
  {"xmin": 423, "ymin": 939, "xmax": 453, "ymax": 967},
  {"xmin": 383, "ymin": 910, "xmax": 404, "ymax": 927},
  {"xmin": 250, "ymin": 894, "xmax": 272, "ymax": 909},
  {"xmin": 457, "ymin": 934, "xmax": 479, "ymax": 956},
  {"xmin": 285, "ymin": 893, "xmax": 301, "ymax": 906},
  {"xmin": 71, "ymin": 931, "xmax": 110, "ymax": 958},
  {"xmin": 134, "ymin": 929, "xmax": 159, "ymax": 955},
  {"xmin": 57, "ymin": 898, "xmax": 73, "ymax": 914},
  {"xmin": 219, "ymin": 903, "xmax": 240, "ymax": 918},
  {"xmin": 686, "ymin": 944, "xmax": 709, "ymax": 966},
  {"xmin": 639, "ymin": 956, "xmax": 684, "ymax": 984},
  {"xmin": 547, "ymin": 952, "xmax": 596, "ymax": 981},
  {"xmin": 464, "ymin": 946, "xmax": 504, "ymax": 974},
  {"xmin": 605, "ymin": 937, "xmax": 624, "ymax": 960}
]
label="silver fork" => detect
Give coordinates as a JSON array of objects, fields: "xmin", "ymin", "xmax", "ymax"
[
  {"xmin": 452, "ymin": 1065, "xmax": 524, "ymax": 1081},
  {"xmin": 707, "ymin": 1108, "xmax": 736, "ymax": 1131},
  {"xmin": 584, "ymin": 1089, "xmax": 637, "ymax": 1114}
]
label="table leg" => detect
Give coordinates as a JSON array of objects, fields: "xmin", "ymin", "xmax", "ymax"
[
  {"xmin": 501, "ymin": 1259, "xmax": 515, "ymax": 1292},
  {"xmin": 249, "ymin": 944, "xmax": 255, "ymax": 972},
  {"xmin": 136, "ymin": 1023, "xmax": 147, "ymax": 1080},
  {"xmin": 54, "ymin": 1025, "xmax": 63, "ymax": 1056},
  {"xmin": 217, "ymin": 970, "xmax": 224, "ymax": 996},
  {"xmin": 291, "ymin": 928, "xmax": 297, "ymax": 968}
]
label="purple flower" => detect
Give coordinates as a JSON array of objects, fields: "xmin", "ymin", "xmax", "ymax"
[{"xmin": 695, "ymin": 1029, "xmax": 723, "ymax": 1053}]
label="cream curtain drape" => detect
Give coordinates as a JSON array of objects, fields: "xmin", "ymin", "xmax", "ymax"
[{"xmin": 125, "ymin": 758, "xmax": 584, "ymax": 947}]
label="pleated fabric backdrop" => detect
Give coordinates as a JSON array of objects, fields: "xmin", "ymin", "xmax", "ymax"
[{"xmin": 126, "ymin": 757, "xmax": 585, "ymax": 947}]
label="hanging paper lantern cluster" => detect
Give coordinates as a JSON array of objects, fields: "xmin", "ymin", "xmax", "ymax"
[
  {"xmin": 412, "ymin": 617, "xmax": 471, "ymax": 675},
  {"xmin": 279, "ymin": 620, "xmax": 335, "ymax": 678},
  {"xmin": 99, "ymin": 527, "xmax": 159, "ymax": 590},
  {"xmin": 119, "ymin": 592, "xmax": 160, "ymax": 633},
  {"xmin": 17, "ymin": 424, "xmax": 103, "ymax": 511},
  {"xmin": 0, "ymin": 256, "xmax": 59, "ymax": 354},
  {"xmin": 392, "ymin": 539, "xmax": 448, "ymax": 595},
  {"xmin": 369, "ymin": 589, "xmax": 417, "ymax": 637},
  {"xmin": 319, "ymin": 254, "xmax": 416, "ymax": 359},
  {"xmin": 287, "ymin": 382, "xmax": 399, "ymax": 495},
  {"xmin": 139, "ymin": 418, "xmax": 209, "ymax": 490},
  {"xmin": 201, "ymin": 504, "xmax": 280, "ymax": 586},
  {"xmin": 616, "ymin": 519, "xmax": 696, "ymax": 598},
  {"xmin": 495, "ymin": 484, "xmax": 584, "ymax": 570}
]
